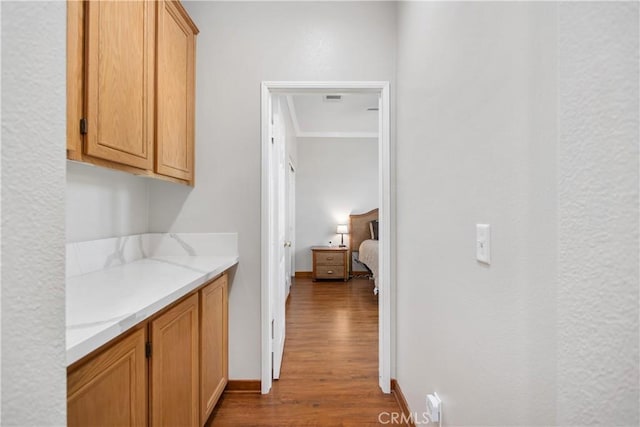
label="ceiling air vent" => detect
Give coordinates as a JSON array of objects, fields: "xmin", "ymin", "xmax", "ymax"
[{"xmin": 323, "ymin": 94, "xmax": 343, "ymax": 102}]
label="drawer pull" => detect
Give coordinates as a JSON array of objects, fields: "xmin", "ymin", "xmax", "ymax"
[
  {"xmin": 327, "ymin": 256, "xmax": 334, "ymax": 260},
  {"xmin": 327, "ymin": 270, "xmax": 333, "ymax": 274}
]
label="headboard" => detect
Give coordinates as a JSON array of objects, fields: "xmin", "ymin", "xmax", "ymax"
[{"xmin": 349, "ymin": 208, "xmax": 379, "ymax": 252}]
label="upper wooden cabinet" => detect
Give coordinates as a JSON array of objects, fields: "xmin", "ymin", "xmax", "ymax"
[
  {"xmin": 84, "ymin": 0, "xmax": 155, "ymax": 170},
  {"xmin": 67, "ymin": 0, "xmax": 198, "ymax": 185},
  {"xmin": 156, "ymin": 0, "xmax": 197, "ymax": 182}
]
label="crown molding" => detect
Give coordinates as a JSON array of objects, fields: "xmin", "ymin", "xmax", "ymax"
[{"xmin": 297, "ymin": 131, "xmax": 378, "ymax": 139}]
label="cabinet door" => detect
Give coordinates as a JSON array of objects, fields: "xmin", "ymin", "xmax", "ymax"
[
  {"xmin": 67, "ymin": 327, "xmax": 147, "ymax": 427},
  {"xmin": 200, "ymin": 274, "xmax": 228, "ymax": 425},
  {"xmin": 156, "ymin": 0, "xmax": 197, "ymax": 182},
  {"xmin": 151, "ymin": 292, "xmax": 199, "ymax": 427},
  {"xmin": 84, "ymin": 0, "xmax": 155, "ymax": 170}
]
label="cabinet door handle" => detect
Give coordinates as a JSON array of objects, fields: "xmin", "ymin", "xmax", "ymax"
[{"xmin": 327, "ymin": 270, "xmax": 333, "ymax": 274}]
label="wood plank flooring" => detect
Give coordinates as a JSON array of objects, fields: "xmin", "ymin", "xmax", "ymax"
[{"xmin": 207, "ymin": 277, "xmax": 405, "ymax": 426}]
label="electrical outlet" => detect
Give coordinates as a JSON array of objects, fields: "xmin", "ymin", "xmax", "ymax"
[
  {"xmin": 476, "ymin": 224, "xmax": 491, "ymax": 264},
  {"xmin": 426, "ymin": 393, "xmax": 442, "ymax": 423}
]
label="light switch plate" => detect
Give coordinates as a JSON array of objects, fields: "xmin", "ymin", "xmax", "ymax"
[{"xmin": 476, "ymin": 224, "xmax": 491, "ymax": 264}]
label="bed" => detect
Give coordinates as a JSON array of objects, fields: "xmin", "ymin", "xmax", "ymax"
[{"xmin": 349, "ymin": 209, "xmax": 379, "ymax": 294}]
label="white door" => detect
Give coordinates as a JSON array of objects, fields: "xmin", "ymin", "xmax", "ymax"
[
  {"xmin": 271, "ymin": 97, "xmax": 287, "ymax": 380},
  {"xmin": 285, "ymin": 162, "xmax": 295, "ymax": 297}
]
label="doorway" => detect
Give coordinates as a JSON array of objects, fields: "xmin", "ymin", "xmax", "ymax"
[{"xmin": 261, "ymin": 81, "xmax": 391, "ymax": 394}]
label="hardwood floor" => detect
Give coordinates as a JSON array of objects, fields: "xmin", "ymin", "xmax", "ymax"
[{"xmin": 207, "ymin": 277, "xmax": 406, "ymax": 426}]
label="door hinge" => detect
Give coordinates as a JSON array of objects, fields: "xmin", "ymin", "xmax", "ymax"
[
  {"xmin": 270, "ymin": 122, "xmax": 275, "ymax": 144},
  {"xmin": 145, "ymin": 342, "xmax": 152, "ymax": 358},
  {"xmin": 80, "ymin": 118, "xmax": 88, "ymax": 135}
]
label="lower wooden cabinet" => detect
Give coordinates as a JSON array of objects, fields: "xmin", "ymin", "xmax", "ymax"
[
  {"xmin": 151, "ymin": 292, "xmax": 200, "ymax": 427},
  {"xmin": 200, "ymin": 274, "xmax": 228, "ymax": 424},
  {"xmin": 67, "ymin": 273, "xmax": 229, "ymax": 427},
  {"xmin": 67, "ymin": 327, "xmax": 147, "ymax": 427}
]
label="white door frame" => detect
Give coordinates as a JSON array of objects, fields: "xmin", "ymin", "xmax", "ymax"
[{"xmin": 261, "ymin": 81, "xmax": 392, "ymax": 394}]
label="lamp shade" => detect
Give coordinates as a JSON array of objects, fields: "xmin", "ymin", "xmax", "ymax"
[{"xmin": 336, "ymin": 224, "xmax": 349, "ymax": 234}]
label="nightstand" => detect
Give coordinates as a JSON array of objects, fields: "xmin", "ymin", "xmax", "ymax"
[{"xmin": 311, "ymin": 247, "xmax": 349, "ymax": 282}]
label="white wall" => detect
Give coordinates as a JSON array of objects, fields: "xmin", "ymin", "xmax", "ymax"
[
  {"xmin": 66, "ymin": 162, "xmax": 149, "ymax": 242},
  {"xmin": 396, "ymin": 2, "xmax": 639, "ymax": 426},
  {"xmin": 396, "ymin": 2, "xmax": 558, "ymax": 425},
  {"xmin": 0, "ymin": 2, "xmax": 634, "ymax": 425},
  {"xmin": 295, "ymin": 137, "xmax": 378, "ymax": 271},
  {"xmin": 557, "ymin": 3, "xmax": 639, "ymax": 425},
  {"xmin": 148, "ymin": 1, "xmax": 396, "ymax": 379},
  {"xmin": 1, "ymin": 4, "xmax": 3, "ymax": 416},
  {"xmin": 1, "ymin": 1, "xmax": 67, "ymax": 424}
]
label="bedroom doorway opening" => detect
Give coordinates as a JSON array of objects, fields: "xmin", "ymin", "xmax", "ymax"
[{"xmin": 261, "ymin": 82, "xmax": 391, "ymax": 395}]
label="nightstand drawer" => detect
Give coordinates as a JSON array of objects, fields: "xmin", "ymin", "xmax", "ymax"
[
  {"xmin": 315, "ymin": 266, "xmax": 345, "ymax": 279},
  {"xmin": 315, "ymin": 252, "xmax": 345, "ymax": 266}
]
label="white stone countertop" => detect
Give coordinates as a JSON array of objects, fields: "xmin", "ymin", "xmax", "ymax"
[{"xmin": 66, "ymin": 254, "xmax": 238, "ymax": 366}]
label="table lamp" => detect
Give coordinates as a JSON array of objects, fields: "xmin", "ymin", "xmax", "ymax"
[{"xmin": 336, "ymin": 224, "xmax": 348, "ymax": 247}]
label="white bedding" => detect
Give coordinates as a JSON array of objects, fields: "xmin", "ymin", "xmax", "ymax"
[{"xmin": 358, "ymin": 239, "xmax": 379, "ymax": 294}]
